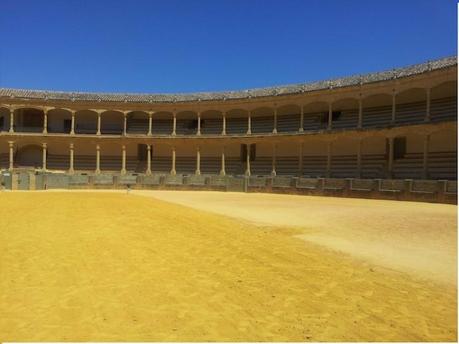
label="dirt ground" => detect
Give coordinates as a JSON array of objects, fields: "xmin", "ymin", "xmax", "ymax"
[{"xmin": 0, "ymin": 191, "xmax": 457, "ymax": 341}]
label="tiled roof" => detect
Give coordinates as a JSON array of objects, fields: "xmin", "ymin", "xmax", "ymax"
[{"xmin": 0, "ymin": 56, "xmax": 456, "ymax": 104}]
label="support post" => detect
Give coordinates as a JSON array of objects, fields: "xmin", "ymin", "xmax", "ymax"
[
  {"xmin": 171, "ymin": 146, "xmax": 176, "ymax": 175},
  {"xmin": 146, "ymin": 145, "xmax": 152, "ymax": 175},
  {"xmin": 195, "ymin": 146, "xmax": 201, "ymax": 175},
  {"xmin": 43, "ymin": 109, "xmax": 48, "ymax": 134},
  {"xmin": 245, "ymin": 144, "xmax": 251, "ymax": 176},
  {"xmin": 358, "ymin": 97, "xmax": 363, "ymax": 129},
  {"xmin": 95, "ymin": 145, "xmax": 101, "ymax": 174},
  {"xmin": 8, "ymin": 141, "xmax": 13, "ymax": 171},
  {"xmin": 197, "ymin": 112, "xmax": 201, "ymax": 136},
  {"xmin": 222, "ymin": 112, "xmax": 226, "ymax": 135},
  {"xmin": 423, "ymin": 134, "xmax": 430, "ymax": 179},
  {"xmin": 247, "ymin": 111, "xmax": 252, "ymax": 135},
  {"xmin": 272, "ymin": 108, "xmax": 277, "ymax": 134},
  {"xmin": 220, "ymin": 146, "xmax": 226, "ymax": 176},
  {"xmin": 9, "ymin": 109, "xmax": 14, "ymax": 133},
  {"xmin": 172, "ymin": 112, "xmax": 176, "ymax": 136},
  {"xmin": 42, "ymin": 143, "xmax": 47, "ymax": 171},
  {"xmin": 425, "ymin": 88, "xmax": 431, "ymax": 122},
  {"xmin": 97, "ymin": 111, "xmax": 101, "ymax": 135},
  {"xmin": 148, "ymin": 112, "xmax": 153, "ymax": 136},
  {"xmin": 123, "ymin": 112, "xmax": 127, "ymax": 136},
  {"xmin": 70, "ymin": 111, "xmax": 75, "ymax": 135},
  {"xmin": 69, "ymin": 143, "xmax": 74, "ymax": 174},
  {"xmin": 121, "ymin": 145, "xmax": 126, "ymax": 175},
  {"xmin": 299, "ymin": 105, "xmax": 304, "ymax": 132},
  {"xmin": 328, "ymin": 103, "xmax": 332, "ymax": 130},
  {"xmin": 271, "ymin": 143, "xmax": 277, "ymax": 176}
]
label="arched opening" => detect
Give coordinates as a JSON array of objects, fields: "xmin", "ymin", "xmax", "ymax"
[
  {"xmin": 14, "ymin": 108, "xmax": 44, "ymax": 133},
  {"xmin": 226, "ymin": 109, "xmax": 248, "ymax": 135},
  {"xmin": 331, "ymin": 98, "xmax": 359, "ymax": 129},
  {"xmin": 75, "ymin": 110, "xmax": 97, "ymax": 134},
  {"xmin": 15, "ymin": 144, "xmax": 42, "ymax": 168},
  {"xmin": 201, "ymin": 110, "xmax": 222, "ymax": 135},
  {"xmin": 152, "ymin": 112, "xmax": 173, "ymax": 135},
  {"xmin": 277, "ymin": 104, "xmax": 301, "ymax": 133},
  {"xmin": 0, "ymin": 107, "xmax": 10, "ymax": 132},
  {"xmin": 302, "ymin": 101, "xmax": 329, "ymax": 131},
  {"xmin": 127, "ymin": 111, "xmax": 149, "ymax": 134},
  {"xmin": 431, "ymin": 81, "xmax": 457, "ymax": 122},
  {"xmin": 251, "ymin": 107, "xmax": 274, "ymax": 134},
  {"xmin": 101, "ymin": 111, "xmax": 124, "ymax": 135},
  {"xmin": 47, "ymin": 108, "xmax": 72, "ymax": 133},
  {"xmin": 176, "ymin": 111, "xmax": 198, "ymax": 135},
  {"xmin": 395, "ymin": 88, "xmax": 426, "ymax": 125},
  {"xmin": 362, "ymin": 93, "xmax": 392, "ymax": 128}
]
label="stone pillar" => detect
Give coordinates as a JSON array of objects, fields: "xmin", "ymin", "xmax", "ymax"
[
  {"xmin": 220, "ymin": 146, "xmax": 226, "ymax": 176},
  {"xmin": 8, "ymin": 141, "xmax": 14, "ymax": 171},
  {"xmin": 423, "ymin": 134, "xmax": 430, "ymax": 179},
  {"xmin": 146, "ymin": 145, "xmax": 152, "ymax": 175},
  {"xmin": 247, "ymin": 111, "xmax": 252, "ymax": 135},
  {"xmin": 123, "ymin": 112, "xmax": 127, "ymax": 136},
  {"xmin": 195, "ymin": 146, "xmax": 201, "ymax": 175},
  {"xmin": 172, "ymin": 112, "xmax": 177, "ymax": 136},
  {"xmin": 298, "ymin": 141, "xmax": 304, "ymax": 176},
  {"xmin": 171, "ymin": 146, "xmax": 176, "ymax": 175},
  {"xmin": 43, "ymin": 109, "xmax": 48, "ymax": 134},
  {"xmin": 197, "ymin": 112, "xmax": 201, "ymax": 136},
  {"xmin": 271, "ymin": 143, "xmax": 277, "ymax": 176},
  {"xmin": 70, "ymin": 111, "xmax": 75, "ymax": 135},
  {"xmin": 245, "ymin": 144, "xmax": 251, "ymax": 176},
  {"xmin": 222, "ymin": 112, "xmax": 226, "ymax": 135},
  {"xmin": 326, "ymin": 141, "xmax": 332, "ymax": 178},
  {"xmin": 97, "ymin": 111, "xmax": 101, "ymax": 135},
  {"xmin": 9, "ymin": 109, "xmax": 14, "ymax": 133},
  {"xmin": 387, "ymin": 137, "xmax": 394, "ymax": 178},
  {"xmin": 328, "ymin": 103, "xmax": 333, "ymax": 130},
  {"xmin": 425, "ymin": 88, "xmax": 431, "ymax": 122},
  {"xmin": 272, "ymin": 108, "xmax": 277, "ymax": 134},
  {"xmin": 95, "ymin": 145, "xmax": 101, "ymax": 174},
  {"xmin": 121, "ymin": 145, "xmax": 127, "ymax": 175},
  {"xmin": 42, "ymin": 143, "xmax": 47, "ymax": 171},
  {"xmin": 148, "ymin": 112, "xmax": 153, "ymax": 136},
  {"xmin": 69, "ymin": 143, "xmax": 74, "ymax": 174},
  {"xmin": 391, "ymin": 91, "xmax": 396, "ymax": 124},
  {"xmin": 358, "ymin": 97, "xmax": 363, "ymax": 129},
  {"xmin": 299, "ymin": 105, "xmax": 304, "ymax": 132},
  {"xmin": 357, "ymin": 137, "xmax": 362, "ymax": 178}
]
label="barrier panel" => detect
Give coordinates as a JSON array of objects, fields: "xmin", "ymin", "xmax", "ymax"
[
  {"xmin": 118, "ymin": 175, "xmax": 138, "ymax": 185},
  {"xmin": 411, "ymin": 180, "xmax": 438, "ymax": 194},
  {"xmin": 226, "ymin": 176, "xmax": 245, "ymax": 192},
  {"xmin": 93, "ymin": 174, "xmax": 114, "ymax": 185},
  {"xmin": 248, "ymin": 176, "xmax": 267, "ymax": 187},
  {"xmin": 165, "ymin": 174, "xmax": 183, "ymax": 185},
  {"xmin": 187, "ymin": 175, "xmax": 206, "ymax": 186},
  {"xmin": 44, "ymin": 174, "xmax": 70, "ymax": 189},
  {"xmin": 272, "ymin": 176, "xmax": 293, "ymax": 188},
  {"xmin": 142, "ymin": 174, "xmax": 162, "ymax": 185},
  {"xmin": 296, "ymin": 177, "xmax": 319, "ymax": 189}
]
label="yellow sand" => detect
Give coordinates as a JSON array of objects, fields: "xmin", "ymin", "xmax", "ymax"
[{"xmin": 0, "ymin": 191, "xmax": 456, "ymax": 341}]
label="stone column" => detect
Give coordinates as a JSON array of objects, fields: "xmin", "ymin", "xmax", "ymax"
[
  {"xmin": 9, "ymin": 109, "xmax": 14, "ymax": 133},
  {"xmin": 245, "ymin": 144, "xmax": 251, "ymax": 176},
  {"xmin": 425, "ymin": 88, "xmax": 431, "ymax": 122},
  {"xmin": 299, "ymin": 105, "xmax": 304, "ymax": 132},
  {"xmin": 171, "ymin": 146, "xmax": 176, "ymax": 175},
  {"xmin": 42, "ymin": 143, "xmax": 47, "ymax": 171},
  {"xmin": 387, "ymin": 137, "xmax": 394, "ymax": 178},
  {"xmin": 220, "ymin": 146, "xmax": 226, "ymax": 176},
  {"xmin": 298, "ymin": 141, "xmax": 304, "ymax": 176},
  {"xmin": 121, "ymin": 145, "xmax": 127, "ymax": 175},
  {"xmin": 172, "ymin": 112, "xmax": 177, "ymax": 136},
  {"xmin": 247, "ymin": 111, "xmax": 252, "ymax": 135},
  {"xmin": 271, "ymin": 143, "xmax": 277, "ymax": 176},
  {"xmin": 123, "ymin": 112, "xmax": 127, "ymax": 136},
  {"xmin": 197, "ymin": 112, "xmax": 201, "ymax": 136},
  {"xmin": 328, "ymin": 103, "xmax": 332, "ymax": 130},
  {"xmin": 146, "ymin": 145, "xmax": 152, "ymax": 175},
  {"xmin": 358, "ymin": 97, "xmax": 363, "ymax": 129},
  {"xmin": 272, "ymin": 108, "xmax": 278, "ymax": 134},
  {"xmin": 70, "ymin": 111, "xmax": 76, "ymax": 135},
  {"xmin": 97, "ymin": 111, "xmax": 102, "ymax": 135},
  {"xmin": 95, "ymin": 145, "xmax": 101, "ymax": 174},
  {"xmin": 391, "ymin": 91, "xmax": 396, "ymax": 124},
  {"xmin": 222, "ymin": 112, "xmax": 226, "ymax": 135},
  {"xmin": 69, "ymin": 143, "xmax": 74, "ymax": 174},
  {"xmin": 43, "ymin": 109, "xmax": 48, "ymax": 134},
  {"xmin": 8, "ymin": 141, "xmax": 14, "ymax": 171},
  {"xmin": 423, "ymin": 134, "xmax": 430, "ymax": 179},
  {"xmin": 326, "ymin": 140, "xmax": 332, "ymax": 178},
  {"xmin": 357, "ymin": 137, "xmax": 362, "ymax": 178},
  {"xmin": 148, "ymin": 112, "xmax": 153, "ymax": 136},
  {"xmin": 195, "ymin": 146, "xmax": 201, "ymax": 175}
]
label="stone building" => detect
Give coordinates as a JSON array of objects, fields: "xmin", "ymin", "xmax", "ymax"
[{"xmin": 0, "ymin": 56, "xmax": 456, "ymax": 202}]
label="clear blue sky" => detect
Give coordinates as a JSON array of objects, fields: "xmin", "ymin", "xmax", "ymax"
[{"xmin": 0, "ymin": 0, "xmax": 456, "ymax": 93}]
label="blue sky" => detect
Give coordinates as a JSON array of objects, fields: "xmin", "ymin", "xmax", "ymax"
[{"xmin": 0, "ymin": 0, "xmax": 456, "ymax": 93}]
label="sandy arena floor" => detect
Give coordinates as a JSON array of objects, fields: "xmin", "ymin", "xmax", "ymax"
[{"xmin": 0, "ymin": 191, "xmax": 457, "ymax": 341}]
